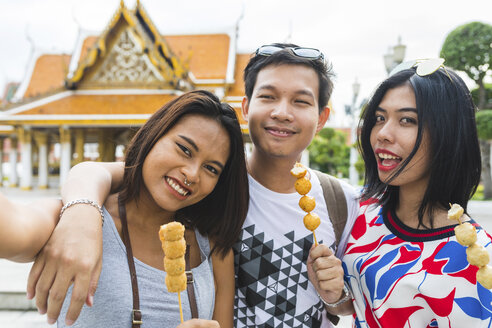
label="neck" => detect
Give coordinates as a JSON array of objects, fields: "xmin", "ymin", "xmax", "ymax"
[
  {"xmin": 396, "ymin": 181, "xmax": 447, "ymax": 229},
  {"xmin": 124, "ymin": 189, "xmax": 175, "ymax": 231},
  {"xmin": 248, "ymin": 148, "xmax": 301, "ymax": 193}
]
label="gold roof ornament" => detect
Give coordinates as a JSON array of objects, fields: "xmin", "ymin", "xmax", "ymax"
[{"xmin": 66, "ymin": 1, "xmax": 192, "ymax": 90}]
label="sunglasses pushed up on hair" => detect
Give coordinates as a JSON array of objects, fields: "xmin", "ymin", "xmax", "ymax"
[
  {"xmin": 390, "ymin": 58, "xmax": 451, "ymax": 80},
  {"xmin": 255, "ymin": 44, "xmax": 324, "ymax": 60}
]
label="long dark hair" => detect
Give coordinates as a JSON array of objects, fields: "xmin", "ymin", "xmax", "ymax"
[
  {"xmin": 359, "ymin": 68, "xmax": 481, "ymax": 228},
  {"xmin": 120, "ymin": 90, "xmax": 249, "ymax": 257}
]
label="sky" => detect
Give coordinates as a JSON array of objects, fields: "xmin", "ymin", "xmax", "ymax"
[{"xmin": 0, "ymin": 0, "xmax": 491, "ymax": 126}]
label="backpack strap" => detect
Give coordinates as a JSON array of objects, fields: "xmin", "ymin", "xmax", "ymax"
[
  {"xmin": 313, "ymin": 170, "xmax": 348, "ymax": 252},
  {"xmin": 313, "ymin": 171, "xmax": 348, "ymax": 325}
]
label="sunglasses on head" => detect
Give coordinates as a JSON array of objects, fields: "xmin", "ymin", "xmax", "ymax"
[
  {"xmin": 255, "ymin": 44, "xmax": 324, "ymax": 60},
  {"xmin": 390, "ymin": 58, "xmax": 451, "ymax": 80}
]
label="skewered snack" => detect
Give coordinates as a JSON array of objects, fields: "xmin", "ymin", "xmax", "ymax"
[
  {"xmin": 448, "ymin": 203, "xmax": 492, "ymax": 289},
  {"xmin": 477, "ymin": 266, "xmax": 492, "ymax": 289},
  {"xmin": 159, "ymin": 221, "xmax": 187, "ymax": 323},
  {"xmin": 291, "ymin": 162, "xmax": 320, "ymax": 245},
  {"xmin": 455, "ymin": 222, "xmax": 477, "ymax": 246}
]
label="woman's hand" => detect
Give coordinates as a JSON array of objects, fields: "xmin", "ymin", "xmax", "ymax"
[
  {"xmin": 177, "ymin": 319, "xmax": 220, "ymax": 327},
  {"xmin": 27, "ymin": 205, "xmax": 103, "ymax": 326}
]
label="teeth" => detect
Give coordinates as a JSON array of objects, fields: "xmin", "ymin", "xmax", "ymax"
[
  {"xmin": 166, "ymin": 178, "xmax": 189, "ymax": 196},
  {"xmin": 378, "ymin": 153, "xmax": 400, "ymax": 160}
]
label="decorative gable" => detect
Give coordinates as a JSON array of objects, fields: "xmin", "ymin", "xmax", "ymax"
[{"xmin": 66, "ymin": 1, "xmax": 192, "ymax": 91}]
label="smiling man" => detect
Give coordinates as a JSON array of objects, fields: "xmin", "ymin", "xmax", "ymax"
[{"xmin": 233, "ymin": 44, "xmax": 359, "ymax": 327}]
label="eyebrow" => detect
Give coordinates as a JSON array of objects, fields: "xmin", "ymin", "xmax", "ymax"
[
  {"xmin": 256, "ymin": 85, "xmax": 315, "ymax": 99},
  {"xmin": 376, "ymin": 107, "xmax": 417, "ymax": 113},
  {"xmin": 178, "ymin": 135, "xmax": 225, "ymax": 170}
]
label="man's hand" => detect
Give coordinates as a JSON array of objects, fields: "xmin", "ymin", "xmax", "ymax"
[
  {"xmin": 177, "ymin": 319, "xmax": 220, "ymax": 328},
  {"xmin": 26, "ymin": 205, "xmax": 103, "ymax": 326},
  {"xmin": 306, "ymin": 244, "xmax": 345, "ymax": 304}
]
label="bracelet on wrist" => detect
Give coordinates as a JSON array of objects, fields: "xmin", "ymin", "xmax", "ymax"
[
  {"xmin": 60, "ymin": 199, "xmax": 104, "ymax": 226},
  {"xmin": 317, "ymin": 282, "xmax": 351, "ymax": 308}
]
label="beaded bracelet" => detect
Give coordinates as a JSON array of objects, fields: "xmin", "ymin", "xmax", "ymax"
[
  {"xmin": 316, "ymin": 282, "xmax": 352, "ymax": 308},
  {"xmin": 59, "ymin": 199, "xmax": 104, "ymax": 226}
]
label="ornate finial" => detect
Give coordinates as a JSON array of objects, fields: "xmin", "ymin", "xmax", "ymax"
[
  {"xmin": 136, "ymin": 0, "xmax": 140, "ymax": 7},
  {"xmin": 120, "ymin": 0, "xmax": 125, "ymax": 8}
]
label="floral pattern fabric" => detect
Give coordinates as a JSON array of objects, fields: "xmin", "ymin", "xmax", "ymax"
[{"xmin": 343, "ymin": 199, "xmax": 492, "ymax": 328}]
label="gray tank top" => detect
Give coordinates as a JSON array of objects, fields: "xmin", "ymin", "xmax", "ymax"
[{"xmin": 58, "ymin": 207, "xmax": 215, "ymax": 327}]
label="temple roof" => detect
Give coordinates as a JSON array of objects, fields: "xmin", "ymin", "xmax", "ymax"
[
  {"xmin": 66, "ymin": 1, "xmax": 192, "ymax": 90},
  {"xmin": 23, "ymin": 54, "xmax": 71, "ymax": 99}
]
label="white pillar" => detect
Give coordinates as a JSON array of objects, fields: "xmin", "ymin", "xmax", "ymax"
[
  {"xmin": 34, "ymin": 131, "xmax": 49, "ymax": 189},
  {"xmin": 19, "ymin": 127, "xmax": 33, "ymax": 190},
  {"xmin": 8, "ymin": 137, "xmax": 18, "ymax": 187},
  {"xmin": 0, "ymin": 138, "xmax": 4, "ymax": 186},
  {"xmin": 59, "ymin": 127, "xmax": 71, "ymax": 186}
]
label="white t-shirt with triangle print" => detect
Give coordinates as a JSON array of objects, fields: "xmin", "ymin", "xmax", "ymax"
[{"xmin": 234, "ymin": 170, "xmax": 359, "ymax": 328}]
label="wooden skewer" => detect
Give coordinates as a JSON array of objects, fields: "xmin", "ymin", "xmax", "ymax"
[
  {"xmin": 313, "ymin": 231, "xmax": 318, "ymax": 246},
  {"xmin": 178, "ymin": 292, "xmax": 184, "ymax": 323}
]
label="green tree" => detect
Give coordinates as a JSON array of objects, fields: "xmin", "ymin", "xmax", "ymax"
[
  {"xmin": 441, "ymin": 22, "xmax": 492, "ymax": 198},
  {"xmin": 308, "ymin": 127, "xmax": 350, "ymax": 177},
  {"xmin": 472, "ymin": 83, "xmax": 492, "ymax": 110},
  {"xmin": 441, "ymin": 22, "xmax": 492, "ymax": 109}
]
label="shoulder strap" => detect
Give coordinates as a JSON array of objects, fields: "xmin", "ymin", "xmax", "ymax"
[
  {"xmin": 118, "ymin": 195, "xmax": 143, "ymax": 327},
  {"xmin": 313, "ymin": 170, "xmax": 348, "ymax": 250}
]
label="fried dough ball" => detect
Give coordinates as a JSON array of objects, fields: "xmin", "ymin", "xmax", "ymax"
[
  {"xmin": 299, "ymin": 196, "xmax": 316, "ymax": 213},
  {"xmin": 165, "ymin": 272, "xmax": 187, "ymax": 293},
  {"xmin": 477, "ymin": 265, "xmax": 492, "ymax": 289},
  {"xmin": 163, "ymin": 239, "xmax": 186, "ymax": 259},
  {"xmin": 448, "ymin": 203, "xmax": 464, "ymax": 222},
  {"xmin": 455, "ymin": 222, "xmax": 477, "ymax": 247},
  {"xmin": 295, "ymin": 178, "xmax": 311, "ymax": 195},
  {"xmin": 304, "ymin": 212, "xmax": 321, "ymax": 231},
  {"xmin": 164, "ymin": 257, "xmax": 186, "ymax": 276},
  {"xmin": 159, "ymin": 221, "xmax": 185, "ymax": 242},
  {"xmin": 291, "ymin": 163, "xmax": 307, "ymax": 179},
  {"xmin": 466, "ymin": 243, "xmax": 490, "ymax": 267}
]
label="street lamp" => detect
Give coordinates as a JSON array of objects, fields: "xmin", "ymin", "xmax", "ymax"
[
  {"xmin": 383, "ymin": 36, "xmax": 406, "ymax": 75},
  {"xmin": 349, "ymin": 79, "xmax": 360, "ymax": 187}
]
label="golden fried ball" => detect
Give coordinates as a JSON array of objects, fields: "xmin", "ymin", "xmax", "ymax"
[
  {"xmin": 290, "ymin": 163, "xmax": 307, "ymax": 179},
  {"xmin": 295, "ymin": 178, "xmax": 312, "ymax": 195},
  {"xmin": 304, "ymin": 212, "xmax": 321, "ymax": 231},
  {"xmin": 477, "ymin": 265, "xmax": 492, "ymax": 289},
  {"xmin": 455, "ymin": 222, "xmax": 477, "ymax": 247},
  {"xmin": 466, "ymin": 243, "xmax": 490, "ymax": 267},
  {"xmin": 164, "ymin": 257, "xmax": 186, "ymax": 276},
  {"xmin": 159, "ymin": 221, "xmax": 185, "ymax": 242},
  {"xmin": 163, "ymin": 239, "xmax": 187, "ymax": 259},
  {"xmin": 299, "ymin": 195, "xmax": 316, "ymax": 213},
  {"xmin": 448, "ymin": 204, "xmax": 464, "ymax": 222},
  {"xmin": 165, "ymin": 272, "xmax": 187, "ymax": 293}
]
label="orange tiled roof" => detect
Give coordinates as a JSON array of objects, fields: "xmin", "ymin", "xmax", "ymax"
[
  {"xmin": 79, "ymin": 37, "xmax": 98, "ymax": 66},
  {"xmin": 24, "ymin": 54, "xmax": 71, "ymax": 99},
  {"xmin": 75, "ymin": 33, "xmax": 231, "ymax": 83},
  {"xmin": 164, "ymin": 34, "xmax": 230, "ymax": 80},
  {"xmin": 15, "ymin": 94, "xmax": 177, "ymax": 115},
  {"xmin": 228, "ymin": 53, "xmax": 251, "ymax": 97}
]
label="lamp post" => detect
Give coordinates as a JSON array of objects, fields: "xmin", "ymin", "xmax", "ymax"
[
  {"xmin": 383, "ymin": 36, "xmax": 406, "ymax": 75},
  {"xmin": 349, "ymin": 79, "xmax": 360, "ymax": 187}
]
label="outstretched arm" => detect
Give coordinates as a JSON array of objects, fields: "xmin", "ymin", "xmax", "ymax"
[
  {"xmin": 27, "ymin": 161, "xmax": 125, "ymax": 326},
  {"xmin": 0, "ymin": 194, "xmax": 61, "ymax": 262}
]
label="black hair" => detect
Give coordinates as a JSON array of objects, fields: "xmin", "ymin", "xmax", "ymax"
[
  {"xmin": 120, "ymin": 90, "xmax": 249, "ymax": 257},
  {"xmin": 359, "ymin": 68, "xmax": 481, "ymax": 228},
  {"xmin": 243, "ymin": 43, "xmax": 335, "ymax": 112}
]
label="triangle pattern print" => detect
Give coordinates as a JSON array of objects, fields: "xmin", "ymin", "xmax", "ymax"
[{"xmin": 233, "ymin": 224, "xmax": 325, "ymax": 327}]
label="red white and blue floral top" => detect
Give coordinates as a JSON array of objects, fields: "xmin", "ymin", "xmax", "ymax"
[{"xmin": 343, "ymin": 199, "xmax": 492, "ymax": 328}]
